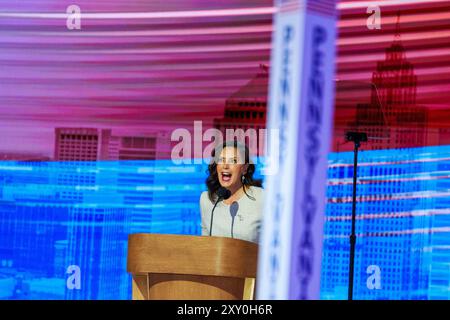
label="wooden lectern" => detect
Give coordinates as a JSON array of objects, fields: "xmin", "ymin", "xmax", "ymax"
[{"xmin": 127, "ymin": 233, "xmax": 258, "ymax": 300}]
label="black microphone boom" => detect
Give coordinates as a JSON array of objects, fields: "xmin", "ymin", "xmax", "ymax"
[
  {"xmin": 209, "ymin": 187, "xmax": 231, "ymax": 236},
  {"xmin": 217, "ymin": 187, "xmax": 231, "ymax": 200}
]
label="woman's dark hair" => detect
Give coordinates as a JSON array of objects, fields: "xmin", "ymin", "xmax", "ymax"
[{"xmin": 206, "ymin": 140, "xmax": 262, "ymax": 202}]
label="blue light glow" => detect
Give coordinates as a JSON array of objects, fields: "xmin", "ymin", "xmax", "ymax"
[{"xmin": 0, "ymin": 145, "xmax": 449, "ymax": 299}]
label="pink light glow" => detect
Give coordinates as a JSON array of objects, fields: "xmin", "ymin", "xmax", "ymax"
[{"xmin": 1, "ymin": 0, "xmax": 450, "ymax": 157}]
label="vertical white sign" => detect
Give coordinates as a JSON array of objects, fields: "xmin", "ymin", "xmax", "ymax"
[{"xmin": 257, "ymin": 0, "xmax": 337, "ymax": 300}]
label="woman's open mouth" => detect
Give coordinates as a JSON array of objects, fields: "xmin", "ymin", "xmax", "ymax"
[{"xmin": 221, "ymin": 172, "xmax": 232, "ymax": 183}]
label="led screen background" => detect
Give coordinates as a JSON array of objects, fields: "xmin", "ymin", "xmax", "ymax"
[
  {"xmin": 0, "ymin": 0, "xmax": 273, "ymax": 158},
  {"xmin": 0, "ymin": 0, "xmax": 449, "ymax": 299}
]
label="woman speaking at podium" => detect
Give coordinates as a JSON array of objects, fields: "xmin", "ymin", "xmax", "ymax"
[{"xmin": 200, "ymin": 141, "xmax": 264, "ymax": 243}]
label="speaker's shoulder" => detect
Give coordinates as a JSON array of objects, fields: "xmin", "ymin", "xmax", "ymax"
[
  {"xmin": 200, "ymin": 190, "xmax": 209, "ymax": 203},
  {"xmin": 249, "ymin": 186, "xmax": 264, "ymax": 199}
]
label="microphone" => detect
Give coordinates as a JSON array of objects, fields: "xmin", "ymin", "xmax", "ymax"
[
  {"xmin": 209, "ymin": 187, "xmax": 231, "ymax": 236},
  {"xmin": 229, "ymin": 201, "xmax": 239, "ymax": 238}
]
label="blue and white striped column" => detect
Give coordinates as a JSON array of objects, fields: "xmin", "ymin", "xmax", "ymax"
[{"xmin": 257, "ymin": 0, "xmax": 337, "ymax": 300}]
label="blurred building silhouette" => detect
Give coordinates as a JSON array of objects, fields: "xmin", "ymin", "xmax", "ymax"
[
  {"xmin": 108, "ymin": 132, "xmax": 171, "ymax": 160},
  {"xmin": 54, "ymin": 128, "xmax": 112, "ymax": 161},
  {"xmin": 55, "ymin": 127, "xmax": 170, "ymax": 161},
  {"xmin": 346, "ymin": 14, "xmax": 428, "ymax": 151},
  {"xmin": 213, "ymin": 65, "xmax": 268, "ymax": 156},
  {"xmin": 345, "ymin": 16, "xmax": 428, "ymax": 150}
]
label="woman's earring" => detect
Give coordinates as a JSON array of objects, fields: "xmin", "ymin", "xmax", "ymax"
[{"xmin": 241, "ymin": 175, "xmax": 246, "ymax": 183}]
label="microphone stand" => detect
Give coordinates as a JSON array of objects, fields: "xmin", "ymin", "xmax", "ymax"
[
  {"xmin": 345, "ymin": 131, "xmax": 367, "ymax": 301},
  {"xmin": 209, "ymin": 197, "xmax": 222, "ymax": 237},
  {"xmin": 209, "ymin": 188, "xmax": 231, "ymax": 236}
]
